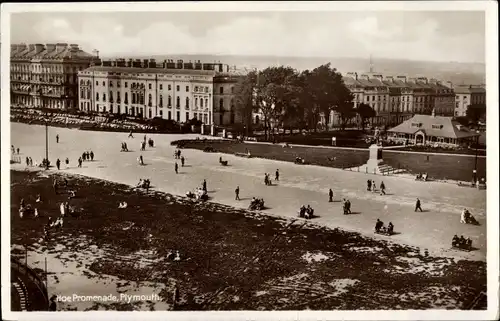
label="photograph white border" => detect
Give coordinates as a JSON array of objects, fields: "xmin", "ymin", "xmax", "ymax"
[{"xmin": 1, "ymin": 1, "xmax": 498, "ymax": 320}]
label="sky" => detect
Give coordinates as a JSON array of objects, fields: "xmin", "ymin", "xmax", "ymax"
[{"xmin": 8, "ymin": 10, "xmax": 486, "ymax": 63}]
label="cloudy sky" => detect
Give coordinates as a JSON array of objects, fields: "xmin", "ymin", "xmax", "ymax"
[{"xmin": 9, "ymin": 10, "xmax": 485, "ymax": 63}]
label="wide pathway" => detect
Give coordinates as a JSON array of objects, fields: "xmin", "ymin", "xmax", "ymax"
[{"xmin": 11, "ymin": 123, "xmax": 487, "ymax": 261}]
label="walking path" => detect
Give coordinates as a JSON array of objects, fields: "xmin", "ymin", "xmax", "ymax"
[{"xmin": 10, "ymin": 123, "xmax": 487, "ymax": 261}]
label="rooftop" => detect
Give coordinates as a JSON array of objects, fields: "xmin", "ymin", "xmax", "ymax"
[
  {"xmin": 388, "ymin": 114, "xmax": 481, "ymax": 139},
  {"xmin": 80, "ymin": 65, "xmax": 216, "ymax": 76},
  {"xmin": 10, "ymin": 43, "xmax": 94, "ymax": 60}
]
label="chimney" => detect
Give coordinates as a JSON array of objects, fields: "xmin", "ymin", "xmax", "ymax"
[
  {"xmin": 46, "ymin": 43, "xmax": 56, "ymax": 52},
  {"xmin": 56, "ymin": 43, "xmax": 68, "ymax": 52},
  {"xmin": 34, "ymin": 44, "xmax": 45, "ymax": 53}
]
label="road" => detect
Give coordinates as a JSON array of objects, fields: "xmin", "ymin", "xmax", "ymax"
[{"xmin": 10, "ymin": 122, "xmax": 487, "ymax": 261}]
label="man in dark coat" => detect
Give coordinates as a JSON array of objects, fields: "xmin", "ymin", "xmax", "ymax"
[{"xmin": 415, "ymin": 198, "xmax": 423, "ymax": 212}]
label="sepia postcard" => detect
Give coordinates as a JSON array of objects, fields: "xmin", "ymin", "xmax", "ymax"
[{"xmin": 1, "ymin": 1, "xmax": 498, "ymax": 320}]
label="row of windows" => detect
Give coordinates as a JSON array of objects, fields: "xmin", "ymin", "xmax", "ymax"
[
  {"xmin": 87, "ymin": 80, "xmax": 210, "ymax": 93},
  {"xmin": 90, "ymin": 91, "xmax": 210, "ymax": 108},
  {"xmin": 11, "ymin": 64, "xmax": 80, "ymax": 73}
]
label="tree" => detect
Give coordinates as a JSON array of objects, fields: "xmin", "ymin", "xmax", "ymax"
[
  {"xmin": 466, "ymin": 104, "xmax": 486, "ymax": 125},
  {"xmin": 233, "ymin": 71, "xmax": 258, "ymax": 136},
  {"xmin": 336, "ymin": 101, "xmax": 356, "ymax": 130},
  {"xmin": 356, "ymin": 103, "xmax": 377, "ymax": 131},
  {"xmin": 307, "ymin": 63, "xmax": 354, "ymax": 130}
]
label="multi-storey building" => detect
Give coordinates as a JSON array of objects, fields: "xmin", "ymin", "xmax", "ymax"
[
  {"xmin": 453, "ymin": 85, "xmax": 486, "ymax": 117},
  {"xmin": 78, "ymin": 59, "xmax": 220, "ymax": 124},
  {"xmin": 427, "ymin": 79, "xmax": 455, "ymax": 117},
  {"xmin": 10, "ymin": 43, "xmax": 97, "ymax": 109},
  {"xmin": 213, "ymin": 71, "xmax": 247, "ymax": 126}
]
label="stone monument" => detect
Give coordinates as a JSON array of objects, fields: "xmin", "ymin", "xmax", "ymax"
[{"xmin": 366, "ymin": 144, "xmax": 383, "ymax": 172}]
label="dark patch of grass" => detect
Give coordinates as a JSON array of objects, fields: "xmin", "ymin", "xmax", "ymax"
[{"xmin": 11, "ymin": 170, "xmax": 486, "ymax": 310}]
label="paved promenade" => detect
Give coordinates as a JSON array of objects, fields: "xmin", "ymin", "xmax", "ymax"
[{"xmin": 11, "ymin": 123, "xmax": 487, "ymax": 261}]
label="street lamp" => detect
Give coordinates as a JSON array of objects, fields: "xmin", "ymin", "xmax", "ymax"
[{"xmin": 473, "ymin": 130, "xmax": 480, "ymax": 184}]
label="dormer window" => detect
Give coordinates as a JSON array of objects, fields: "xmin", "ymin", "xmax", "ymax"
[{"xmin": 431, "ymin": 124, "xmax": 443, "ymax": 129}]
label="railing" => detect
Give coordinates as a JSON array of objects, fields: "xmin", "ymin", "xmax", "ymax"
[
  {"xmin": 11, "ymin": 155, "xmax": 22, "ymax": 164},
  {"xmin": 11, "ymin": 257, "xmax": 49, "ymax": 310}
]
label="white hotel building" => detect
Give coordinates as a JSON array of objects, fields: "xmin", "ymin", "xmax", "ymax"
[{"xmin": 78, "ymin": 60, "xmax": 217, "ymax": 124}]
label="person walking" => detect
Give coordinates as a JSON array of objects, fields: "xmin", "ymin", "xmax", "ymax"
[
  {"xmin": 90, "ymin": 150, "xmax": 94, "ymax": 161},
  {"xmin": 26, "ymin": 157, "xmax": 30, "ymax": 167},
  {"xmin": 181, "ymin": 156, "xmax": 185, "ymax": 167},
  {"xmin": 56, "ymin": 158, "xmax": 61, "ymax": 170},
  {"xmin": 175, "ymin": 162, "xmax": 179, "ymax": 174},
  {"xmin": 29, "ymin": 157, "xmax": 33, "ymax": 167},
  {"xmin": 275, "ymin": 169, "xmax": 280, "ymax": 181},
  {"xmin": 372, "ymin": 180, "xmax": 377, "ymax": 193},
  {"xmin": 367, "ymin": 179, "xmax": 372, "ymax": 191},
  {"xmin": 380, "ymin": 181, "xmax": 386, "ymax": 195},
  {"xmin": 65, "ymin": 157, "xmax": 69, "ymax": 168},
  {"xmin": 329, "ymin": 189, "xmax": 334, "ymax": 202},
  {"xmin": 415, "ymin": 198, "xmax": 423, "ymax": 212},
  {"xmin": 235, "ymin": 186, "xmax": 240, "ymax": 200},
  {"xmin": 56, "ymin": 134, "xmax": 59, "ymax": 143},
  {"xmin": 202, "ymin": 179, "xmax": 207, "ymax": 192},
  {"xmin": 78, "ymin": 157, "xmax": 83, "ymax": 168},
  {"xmin": 17, "ymin": 147, "xmax": 20, "ymax": 155}
]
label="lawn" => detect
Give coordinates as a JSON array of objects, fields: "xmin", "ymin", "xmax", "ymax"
[
  {"xmin": 173, "ymin": 140, "xmax": 487, "ymax": 182},
  {"xmin": 10, "ymin": 170, "xmax": 487, "ymax": 310}
]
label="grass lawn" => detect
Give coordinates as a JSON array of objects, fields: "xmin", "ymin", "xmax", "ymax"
[{"xmin": 10, "ymin": 170, "xmax": 486, "ymax": 310}]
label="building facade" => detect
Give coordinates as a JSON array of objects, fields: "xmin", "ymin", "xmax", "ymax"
[
  {"xmin": 10, "ymin": 43, "xmax": 97, "ymax": 109},
  {"xmin": 213, "ymin": 72, "xmax": 246, "ymax": 126},
  {"xmin": 78, "ymin": 59, "xmax": 220, "ymax": 124},
  {"xmin": 453, "ymin": 85, "xmax": 486, "ymax": 117}
]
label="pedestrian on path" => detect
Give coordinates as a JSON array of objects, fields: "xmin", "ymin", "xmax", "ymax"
[
  {"xmin": 415, "ymin": 198, "xmax": 423, "ymax": 212},
  {"xmin": 17, "ymin": 147, "xmax": 20, "ymax": 155},
  {"xmin": 78, "ymin": 157, "xmax": 83, "ymax": 168},
  {"xmin": 26, "ymin": 156, "xmax": 30, "ymax": 167},
  {"xmin": 175, "ymin": 162, "xmax": 178, "ymax": 174},
  {"xmin": 56, "ymin": 158, "xmax": 61, "ymax": 170},
  {"xmin": 181, "ymin": 156, "xmax": 185, "ymax": 167},
  {"xmin": 65, "ymin": 157, "xmax": 69, "ymax": 168},
  {"xmin": 56, "ymin": 134, "xmax": 59, "ymax": 143},
  {"xmin": 235, "ymin": 186, "xmax": 240, "ymax": 200},
  {"xmin": 275, "ymin": 169, "xmax": 280, "ymax": 181},
  {"xmin": 90, "ymin": 150, "xmax": 94, "ymax": 161},
  {"xmin": 329, "ymin": 189, "xmax": 334, "ymax": 202},
  {"xmin": 367, "ymin": 179, "xmax": 372, "ymax": 191},
  {"xmin": 29, "ymin": 157, "xmax": 33, "ymax": 166},
  {"xmin": 202, "ymin": 179, "xmax": 207, "ymax": 192},
  {"xmin": 371, "ymin": 180, "xmax": 377, "ymax": 193},
  {"xmin": 380, "ymin": 181, "xmax": 386, "ymax": 195}
]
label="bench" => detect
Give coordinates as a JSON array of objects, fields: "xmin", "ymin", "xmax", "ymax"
[{"xmin": 235, "ymin": 152, "xmax": 252, "ymax": 158}]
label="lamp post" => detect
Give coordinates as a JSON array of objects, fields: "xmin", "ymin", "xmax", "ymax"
[{"xmin": 473, "ymin": 130, "xmax": 480, "ymax": 184}]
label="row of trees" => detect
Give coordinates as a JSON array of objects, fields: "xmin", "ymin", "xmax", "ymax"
[{"xmin": 232, "ymin": 64, "xmax": 378, "ymax": 137}]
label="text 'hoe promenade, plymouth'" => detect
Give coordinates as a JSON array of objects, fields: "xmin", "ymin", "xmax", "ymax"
[{"xmin": 6, "ymin": 8, "xmax": 491, "ymax": 314}]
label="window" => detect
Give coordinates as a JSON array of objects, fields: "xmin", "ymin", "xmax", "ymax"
[
  {"xmin": 195, "ymin": 86, "xmax": 198, "ymax": 92},
  {"xmin": 168, "ymin": 95, "xmax": 172, "ymax": 107},
  {"xmin": 160, "ymin": 84, "xmax": 163, "ymax": 90},
  {"xmin": 117, "ymin": 82, "xmax": 121, "ymax": 88},
  {"xmin": 125, "ymin": 92, "xmax": 128, "ymax": 104},
  {"xmin": 80, "ymin": 90, "xmax": 84, "ymax": 99},
  {"xmin": 186, "ymin": 112, "xmax": 189, "ymax": 120},
  {"xmin": 168, "ymin": 84, "xmax": 171, "ymax": 90},
  {"xmin": 96, "ymin": 81, "xmax": 99, "ymax": 86},
  {"xmin": 176, "ymin": 111, "xmax": 180, "ymax": 121},
  {"xmin": 125, "ymin": 82, "xmax": 128, "ymax": 88},
  {"xmin": 117, "ymin": 92, "xmax": 121, "ymax": 103},
  {"xmin": 455, "ymin": 102, "xmax": 459, "ymax": 107},
  {"xmin": 185, "ymin": 97, "xmax": 190, "ymax": 108},
  {"xmin": 103, "ymin": 93, "xmax": 107, "ymax": 102},
  {"xmin": 200, "ymin": 99, "xmax": 204, "ymax": 108},
  {"xmin": 176, "ymin": 85, "xmax": 180, "ymax": 91},
  {"xmin": 219, "ymin": 98, "xmax": 224, "ymax": 110},
  {"xmin": 195, "ymin": 98, "xmax": 198, "ymax": 107},
  {"xmin": 220, "ymin": 87, "xmax": 224, "ymax": 94},
  {"xmin": 148, "ymin": 94, "xmax": 152, "ymax": 107},
  {"xmin": 149, "ymin": 84, "xmax": 152, "ymax": 90},
  {"xmin": 110, "ymin": 81, "xmax": 113, "ymax": 87},
  {"xmin": 110, "ymin": 92, "xmax": 114, "ymax": 103},
  {"xmin": 176, "ymin": 96, "xmax": 180, "ymax": 108},
  {"xmin": 96, "ymin": 93, "xmax": 100, "ymax": 101},
  {"xmin": 159, "ymin": 110, "xmax": 163, "ymax": 118},
  {"xmin": 185, "ymin": 86, "xmax": 189, "ymax": 92},
  {"xmin": 205, "ymin": 99, "xmax": 208, "ymax": 108},
  {"xmin": 231, "ymin": 86, "xmax": 234, "ymax": 94},
  {"xmin": 168, "ymin": 111, "xmax": 172, "ymax": 120},
  {"xmin": 102, "ymin": 81, "xmax": 105, "ymax": 86},
  {"xmin": 194, "ymin": 113, "xmax": 198, "ymax": 119}
]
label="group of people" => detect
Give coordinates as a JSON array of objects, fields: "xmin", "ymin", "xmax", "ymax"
[
  {"xmin": 367, "ymin": 180, "xmax": 386, "ymax": 195},
  {"xmin": 81, "ymin": 150, "xmax": 95, "ymax": 162},
  {"xmin": 55, "ymin": 157, "xmax": 70, "ymax": 170},
  {"xmin": 120, "ymin": 142, "xmax": 129, "ymax": 152},
  {"xmin": 136, "ymin": 178, "xmax": 151, "ymax": 189},
  {"xmin": 375, "ymin": 219, "xmax": 395, "ymax": 235},
  {"xmin": 452, "ymin": 234, "xmax": 473, "ymax": 250},
  {"xmin": 341, "ymin": 198, "xmax": 352, "ymax": 215},
  {"xmin": 25, "ymin": 156, "xmax": 34, "ymax": 167},
  {"xmin": 11, "ymin": 145, "xmax": 20, "ymax": 155},
  {"xmin": 298, "ymin": 204, "xmax": 315, "ymax": 219},
  {"xmin": 460, "ymin": 208, "xmax": 478, "ymax": 225},
  {"xmin": 174, "ymin": 149, "xmax": 183, "ymax": 159},
  {"xmin": 147, "ymin": 137, "xmax": 155, "ymax": 148},
  {"xmin": 249, "ymin": 197, "xmax": 265, "ymax": 210},
  {"xmin": 415, "ymin": 173, "xmax": 429, "ymax": 181},
  {"xmin": 264, "ymin": 170, "xmax": 280, "ymax": 186}
]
